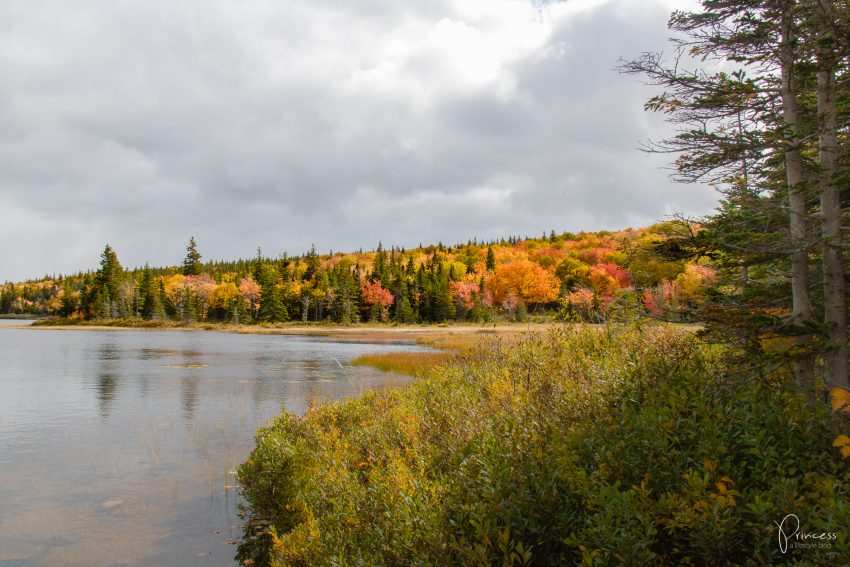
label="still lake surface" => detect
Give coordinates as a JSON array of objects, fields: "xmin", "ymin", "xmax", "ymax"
[{"xmin": 0, "ymin": 324, "xmax": 426, "ymax": 566}]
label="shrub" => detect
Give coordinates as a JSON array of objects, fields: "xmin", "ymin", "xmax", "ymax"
[{"xmin": 238, "ymin": 325, "xmax": 849, "ymax": 566}]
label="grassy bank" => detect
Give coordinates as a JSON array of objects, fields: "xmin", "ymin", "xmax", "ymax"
[{"xmin": 238, "ymin": 324, "xmax": 849, "ymax": 565}]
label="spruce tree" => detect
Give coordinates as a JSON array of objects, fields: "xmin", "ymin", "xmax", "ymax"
[
  {"xmin": 303, "ymin": 244, "xmax": 320, "ymax": 282},
  {"xmin": 59, "ymin": 281, "xmax": 79, "ymax": 317},
  {"xmin": 182, "ymin": 237, "xmax": 202, "ymax": 276},
  {"xmin": 256, "ymin": 262, "xmax": 288, "ymax": 323},
  {"xmin": 138, "ymin": 264, "xmax": 162, "ymax": 320},
  {"xmin": 86, "ymin": 244, "xmax": 123, "ymax": 319},
  {"xmin": 620, "ymin": 0, "xmax": 850, "ymax": 392}
]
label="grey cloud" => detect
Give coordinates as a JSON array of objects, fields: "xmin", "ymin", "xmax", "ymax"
[{"xmin": 0, "ymin": 0, "xmax": 716, "ymax": 281}]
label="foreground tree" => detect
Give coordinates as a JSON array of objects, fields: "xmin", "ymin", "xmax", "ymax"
[
  {"xmin": 810, "ymin": 0, "xmax": 849, "ymax": 387},
  {"xmin": 622, "ymin": 0, "xmax": 849, "ymax": 392}
]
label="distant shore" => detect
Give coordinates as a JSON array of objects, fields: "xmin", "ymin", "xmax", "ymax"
[{"xmin": 14, "ymin": 317, "xmax": 560, "ymax": 339}]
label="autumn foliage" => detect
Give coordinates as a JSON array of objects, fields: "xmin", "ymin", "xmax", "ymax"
[
  {"xmin": 2, "ymin": 225, "xmax": 717, "ymax": 325},
  {"xmin": 489, "ymin": 259, "xmax": 560, "ymax": 305}
]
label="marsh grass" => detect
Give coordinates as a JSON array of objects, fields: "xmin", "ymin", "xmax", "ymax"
[{"xmin": 350, "ymin": 351, "xmax": 451, "ymax": 376}]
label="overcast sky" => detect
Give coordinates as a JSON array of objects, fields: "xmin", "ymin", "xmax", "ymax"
[{"xmin": 0, "ymin": 0, "xmax": 714, "ymax": 281}]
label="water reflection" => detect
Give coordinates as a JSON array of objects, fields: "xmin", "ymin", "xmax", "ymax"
[
  {"xmin": 181, "ymin": 375, "xmax": 199, "ymax": 422},
  {"xmin": 0, "ymin": 327, "xmax": 428, "ymax": 566},
  {"xmin": 96, "ymin": 371, "xmax": 118, "ymax": 418}
]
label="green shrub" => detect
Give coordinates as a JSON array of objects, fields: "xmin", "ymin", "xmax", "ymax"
[{"xmin": 238, "ymin": 324, "xmax": 849, "ymax": 566}]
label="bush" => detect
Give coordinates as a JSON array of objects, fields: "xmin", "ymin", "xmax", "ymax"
[{"xmin": 238, "ymin": 324, "xmax": 849, "ymax": 566}]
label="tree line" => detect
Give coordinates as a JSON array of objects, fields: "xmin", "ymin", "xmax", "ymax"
[{"xmin": 0, "ymin": 227, "xmax": 716, "ymax": 325}]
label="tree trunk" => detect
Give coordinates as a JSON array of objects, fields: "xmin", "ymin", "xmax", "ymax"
[
  {"xmin": 816, "ymin": 0, "xmax": 849, "ymax": 389},
  {"xmin": 780, "ymin": 2, "xmax": 816, "ymax": 394}
]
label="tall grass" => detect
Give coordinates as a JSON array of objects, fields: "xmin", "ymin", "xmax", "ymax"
[{"xmin": 238, "ymin": 324, "xmax": 849, "ymax": 566}]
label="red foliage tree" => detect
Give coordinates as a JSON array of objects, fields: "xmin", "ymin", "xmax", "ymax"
[{"xmin": 361, "ymin": 280, "xmax": 394, "ymax": 321}]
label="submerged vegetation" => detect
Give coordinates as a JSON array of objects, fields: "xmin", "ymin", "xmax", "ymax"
[{"xmin": 237, "ymin": 324, "xmax": 850, "ymax": 565}]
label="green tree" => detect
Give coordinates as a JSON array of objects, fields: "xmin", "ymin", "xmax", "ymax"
[
  {"xmin": 182, "ymin": 237, "xmax": 203, "ymax": 276},
  {"xmin": 255, "ymin": 262, "xmax": 288, "ymax": 323},
  {"xmin": 59, "ymin": 280, "xmax": 79, "ymax": 317},
  {"xmin": 83, "ymin": 244, "xmax": 123, "ymax": 319},
  {"xmin": 486, "ymin": 245, "xmax": 496, "ymax": 272},
  {"xmin": 138, "ymin": 265, "xmax": 163, "ymax": 320},
  {"xmin": 621, "ymin": 0, "xmax": 850, "ymax": 393},
  {"xmin": 303, "ymin": 244, "xmax": 321, "ymax": 282}
]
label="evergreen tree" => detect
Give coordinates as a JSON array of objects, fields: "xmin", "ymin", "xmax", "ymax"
[
  {"xmin": 0, "ymin": 284, "xmax": 13, "ymax": 313},
  {"xmin": 303, "ymin": 244, "xmax": 320, "ymax": 282},
  {"xmin": 395, "ymin": 280, "xmax": 416, "ymax": 323},
  {"xmin": 330, "ymin": 267, "xmax": 358, "ymax": 324},
  {"xmin": 486, "ymin": 245, "xmax": 496, "ymax": 272},
  {"xmin": 159, "ymin": 279, "xmax": 175, "ymax": 319},
  {"xmin": 373, "ymin": 242, "xmax": 388, "ymax": 284},
  {"xmin": 83, "ymin": 244, "xmax": 123, "ymax": 319},
  {"xmin": 431, "ymin": 275, "xmax": 456, "ymax": 322},
  {"xmin": 182, "ymin": 237, "xmax": 202, "ymax": 276},
  {"xmin": 59, "ymin": 280, "xmax": 79, "ymax": 317},
  {"xmin": 138, "ymin": 265, "xmax": 163, "ymax": 320},
  {"xmin": 621, "ymin": 0, "xmax": 850, "ymax": 393},
  {"xmin": 256, "ymin": 262, "xmax": 288, "ymax": 323}
]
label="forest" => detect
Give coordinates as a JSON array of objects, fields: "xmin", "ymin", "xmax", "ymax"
[
  {"xmin": 0, "ymin": 226, "xmax": 715, "ymax": 325},
  {"xmin": 232, "ymin": 2, "xmax": 850, "ymax": 565}
]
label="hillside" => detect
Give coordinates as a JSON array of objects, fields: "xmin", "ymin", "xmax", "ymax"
[{"xmin": 0, "ymin": 223, "xmax": 714, "ymax": 324}]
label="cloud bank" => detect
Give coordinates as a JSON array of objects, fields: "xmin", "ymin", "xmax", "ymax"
[{"xmin": 0, "ymin": 0, "xmax": 715, "ymax": 280}]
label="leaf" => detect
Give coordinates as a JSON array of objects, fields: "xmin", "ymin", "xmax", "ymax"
[
  {"xmin": 833, "ymin": 435, "xmax": 850, "ymax": 459},
  {"xmin": 829, "ymin": 388, "xmax": 850, "ymax": 413}
]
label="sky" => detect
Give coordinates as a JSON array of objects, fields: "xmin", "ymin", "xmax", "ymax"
[{"xmin": 0, "ymin": 0, "xmax": 715, "ymax": 281}]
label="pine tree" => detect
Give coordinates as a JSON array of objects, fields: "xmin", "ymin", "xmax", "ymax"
[{"xmin": 486, "ymin": 245, "xmax": 496, "ymax": 272}]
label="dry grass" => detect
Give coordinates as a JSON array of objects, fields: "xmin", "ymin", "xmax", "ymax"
[
  {"xmin": 415, "ymin": 330, "xmax": 531, "ymax": 353},
  {"xmin": 351, "ymin": 329, "xmax": 543, "ymax": 376},
  {"xmin": 350, "ymin": 351, "xmax": 452, "ymax": 376}
]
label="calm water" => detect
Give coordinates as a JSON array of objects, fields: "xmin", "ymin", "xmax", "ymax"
[{"xmin": 0, "ymin": 326, "xmax": 425, "ymax": 566}]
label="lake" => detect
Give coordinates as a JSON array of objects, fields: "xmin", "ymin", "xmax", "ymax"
[{"xmin": 0, "ymin": 325, "xmax": 426, "ymax": 566}]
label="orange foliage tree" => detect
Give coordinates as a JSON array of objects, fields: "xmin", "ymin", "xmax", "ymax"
[{"xmin": 489, "ymin": 260, "xmax": 559, "ymax": 305}]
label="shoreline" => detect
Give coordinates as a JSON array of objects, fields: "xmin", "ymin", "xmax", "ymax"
[{"xmin": 5, "ymin": 320, "xmax": 561, "ymax": 340}]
